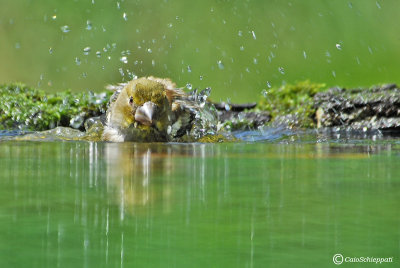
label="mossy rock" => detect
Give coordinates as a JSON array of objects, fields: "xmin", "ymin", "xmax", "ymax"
[
  {"xmin": 258, "ymin": 80, "xmax": 327, "ymax": 128},
  {"xmin": 0, "ymin": 83, "xmax": 112, "ymax": 131}
]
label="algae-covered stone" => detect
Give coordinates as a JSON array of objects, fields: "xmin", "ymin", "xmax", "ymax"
[
  {"xmin": 258, "ymin": 80, "xmax": 327, "ymax": 128},
  {"xmin": 0, "ymin": 83, "xmax": 112, "ymax": 131}
]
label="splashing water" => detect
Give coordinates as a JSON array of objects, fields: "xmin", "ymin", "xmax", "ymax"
[
  {"xmin": 86, "ymin": 20, "xmax": 92, "ymax": 30},
  {"xmin": 217, "ymin": 60, "xmax": 224, "ymax": 70},
  {"xmin": 251, "ymin": 30, "xmax": 256, "ymax": 40},
  {"xmin": 83, "ymin": 47, "xmax": 91, "ymax": 55},
  {"xmin": 60, "ymin": 25, "xmax": 70, "ymax": 33},
  {"xmin": 184, "ymin": 87, "xmax": 219, "ymax": 140},
  {"xmin": 120, "ymin": 56, "xmax": 128, "ymax": 64}
]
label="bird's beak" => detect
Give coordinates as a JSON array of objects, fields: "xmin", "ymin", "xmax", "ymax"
[{"xmin": 135, "ymin": 101, "xmax": 157, "ymax": 126}]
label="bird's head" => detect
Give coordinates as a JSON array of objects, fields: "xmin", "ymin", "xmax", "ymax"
[{"xmin": 107, "ymin": 77, "xmax": 178, "ymax": 134}]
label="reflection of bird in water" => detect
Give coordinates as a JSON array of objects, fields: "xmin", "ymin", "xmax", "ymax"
[
  {"xmin": 104, "ymin": 143, "xmax": 178, "ymax": 215},
  {"xmin": 102, "ymin": 76, "xmax": 218, "ymax": 142}
]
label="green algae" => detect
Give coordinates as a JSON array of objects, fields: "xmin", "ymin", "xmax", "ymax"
[
  {"xmin": 197, "ymin": 134, "xmax": 237, "ymax": 143},
  {"xmin": 258, "ymin": 80, "xmax": 327, "ymax": 128},
  {"xmin": 0, "ymin": 83, "xmax": 112, "ymax": 131}
]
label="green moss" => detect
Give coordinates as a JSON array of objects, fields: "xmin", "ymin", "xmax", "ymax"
[
  {"xmin": 258, "ymin": 80, "xmax": 327, "ymax": 128},
  {"xmin": 222, "ymin": 118, "xmax": 257, "ymax": 131},
  {"xmin": 0, "ymin": 83, "xmax": 112, "ymax": 131},
  {"xmin": 197, "ymin": 134, "xmax": 236, "ymax": 143}
]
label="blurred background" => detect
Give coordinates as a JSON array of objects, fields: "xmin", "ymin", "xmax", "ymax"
[{"xmin": 0, "ymin": 0, "xmax": 399, "ymax": 102}]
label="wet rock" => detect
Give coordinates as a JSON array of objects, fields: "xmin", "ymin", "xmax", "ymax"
[
  {"xmin": 218, "ymin": 110, "xmax": 271, "ymax": 130},
  {"xmin": 314, "ymin": 84, "xmax": 400, "ymax": 130},
  {"xmin": 214, "ymin": 102, "xmax": 257, "ymax": 112}
]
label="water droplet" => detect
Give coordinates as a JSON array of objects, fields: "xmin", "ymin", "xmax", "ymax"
[
  {"xmin": 266, "ymin": 81, "xmax": 272, "ymax": 88},
  {"xmin": 376, "ymin": 1, "xmax": 381, "ymax": 9},
  {"xmin": 96, "ymin": 51, "xmax": 101, "ymax": 58},
  {"xmin": 336, "ymin": 43, "xmax": 342, "ymax": 50},
  {"xmin": 240, "ymin": 46, "xmax": 244, "ymax": 51},
  {"xmin": 238, "ymin": 30, "xmax": 243, "ymax": 37},
  {"xmin": 70, "ymin": 114, "xmax": 85, "ymax": 129},
  {"xmin": 147, "ymin": 48, "xmax": 152, "ymax": 53},
  {"xmin": 332, "ymin": 70, "xmax": 336, "ymax": 77},
  {"xmin": 75, "ymin": 57, "xmax": 81, "ymax": 65},
  {"xmin": 325, "ymin": 51, "xmax": 331, "ymax": 57},
  {"xmin": 119, "ymin": 68, "xmax": 124, "ymax": 77},
  {"xmin": 348, "ymin": 2, "xmax": 353, "ymax": 8},
  {"xmin": 186, "ymin": 83, "xmax": 192, "ymax": 90},
  {"xmin": 123, "ymin": 12, "xmax": 127, "ymax": 21},
  {"xmin": 152, "ymin": 60, "xmax": 155, "ymax": 66},
  {"xmin": 217, "ymin": 60, "xmax": 224, "ymax": 70},
  {"xmin": 253, "ymin": 58, "xmax": 258, "ymax": 64},
  {"xmin": 251, "ymin": 30, "xmax": 256, "ymax": 40},
  {"xmin": 368, "ymin": 46, "xmax": 373, "ymax": 54},
  {"xmin": 121, "ymin": 50, "xmax": 131, "ymax": 56},
  {"xmin": 60, "ymin": 25, "xmax": 70, "ymax": 33},
  {"xmin": 224, "ymin": 103, "xmax": 231, "ymax": 111},
  {"xmin": 83, "ymin": 47, "xmax": 91, "ymax": 55},
  {"xmin": 199, "ymin": 75, "xmax": 203, "ymax": 80},
  {"xmin": 91, "ymin": 0, "xmax": 95, "ymax": 4},
  {"xmin": 303, "ymin": 50, "xmax": 307, "ymax": 59},
  {"xmin": 49, "ymin": 47, "xmax": 53, "ymax": 54},
  {"xmin": 15, "ymin": 42, "xmax": 20, "ymax": 49},
  {"xmin": 278, "ymin": 67, "xmax": 285, "ymax": 74},
  {"xmin": 82, "ymin": 72, "xmax": 87, "ymax": 78},
  {"xmin": 120, "ymin": 56, "xmax": 128, "ymax": 64},
  {"xmin": 187, "ymin": 65, "xmax": 192, "ymax": 73},
  {"xmin": 117, "ymin": 2, "xmax": 120, "ymax": 9},
  {"xmin": 86, "ymin": 20, "xmax": 92, "ymax": 30},
  {"xmin": 52, "ymin": 15, "xmax": 57, "ymax": 20},
  {"xmin": 261, "ymin": 89, "xmax": 268, "ymax": 98}
]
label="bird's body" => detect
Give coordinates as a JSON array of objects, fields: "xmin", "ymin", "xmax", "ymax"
[{"xmin": 102, "ymin": 76, "xmax": 217, "ymax": 142}]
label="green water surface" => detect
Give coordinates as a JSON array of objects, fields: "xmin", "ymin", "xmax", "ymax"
[{"xmin": 0, "ymin": 141, "xmax": 399, "ymax": 267}]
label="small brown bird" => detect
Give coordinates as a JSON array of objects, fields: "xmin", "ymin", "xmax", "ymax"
[{"xmin": 102, "ymin": 76, "xmax": 218, "ymax": 142}]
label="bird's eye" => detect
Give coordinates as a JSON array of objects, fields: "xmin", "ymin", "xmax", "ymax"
[{"xmin": 129, "ymin": 96, "xmax": 133, "ymax": 104}]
